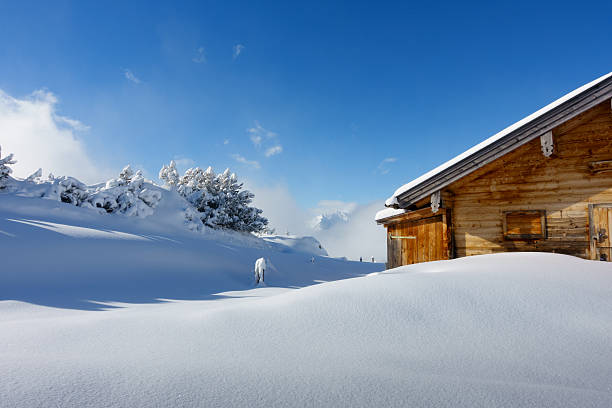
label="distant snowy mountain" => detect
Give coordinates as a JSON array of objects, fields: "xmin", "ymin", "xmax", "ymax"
[
  {"xmin": 311, "ymin": 210, "xmax": 350, "ymax": 231},
  {"xmin": 261, "ymin": 234, "xmax": 328, "ymax": 256},
  {"xmin": 310, "ymin": 202, "xmax": 387, "ymax": 263}
]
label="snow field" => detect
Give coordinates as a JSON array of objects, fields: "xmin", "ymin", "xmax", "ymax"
[
  {"xmin": 1, "ymin": 251, "xmax": 612, "ymax": 407},
  {"xmin": 1, "ymin": 185, "xmax": 612, "ymax": 407}
]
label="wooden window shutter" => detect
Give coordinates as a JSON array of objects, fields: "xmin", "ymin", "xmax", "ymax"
[{"xmin": 503, "ymin": 210, "xmax": 547, "ymax": 240}]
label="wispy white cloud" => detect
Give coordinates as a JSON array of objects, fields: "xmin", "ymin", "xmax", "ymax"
[
  {"xmin": 0, "ymin": 88, "xmax": 110, "ymax": 183},
  {"xmin": 192, "ymin": 46, "xmax": 206, "ymax": 63},
  {"xmin": 377, "ymin": 157, "xmax": 397, "ymax": 175},
  {"xmin": 313, "ymin": 200, "xmax": 358, "ymax": 215},
  {"xmin": 247, "ymin": 121, "xmax": 282, "ymax": 157},
  {"xmin": 55, "ymin": 115, "xmax": 90, "ymax": 132},
  {"xmin": 223, "ymin": 139, "xmax": 230, "ymax": 145},
  {"xmin": 247, "ymin": 121, "xmax": 277, "ymax": 144},
  {"xmin": 265, "ymin": 145, "xmax": 283, "ymax": 157},
  {"xmin": 232, "ymin": 153, "xmax": 260, "ymax": 169},
  {"xmin": 123, "ymin": 69, "xmax": 141, "ymax": 84},
  {"xmin": 246, "ymin": 181, "xmax": 309, "ymax": 236},
  {"xmin": 250, "ymin": 134, "xmax": 262, "ymax": 146},
  {"xmin": 233, "ymin": 44, "xmax": 245, "ymax": 59}
]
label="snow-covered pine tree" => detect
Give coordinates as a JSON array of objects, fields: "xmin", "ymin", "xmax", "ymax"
[
  {"xmin": 194, "ymin": 167, "xmax": 221, "ymax": 228},
  {"xmin": 163, "ymin": 162, "xmax": 268, "ymax": 233},
  {"xmin": 213, "ymin": 169, "xmax": 267, "ymax": 232},
  {"xmin": 183, "ymin": 204, "xmax": 204, "ymax": 232},
  {"xmin": 44, "ymin": 176, "xmax": 90, "ymax": 205},
  {"xmin": 176, "ymin": 166, "xmax": 218, "ymax": 227},
  {"xmin": 0, "ymin": 145, "xmax": 17, "ymax": 190},
  {"xmin": 88, "ymin": 166, "xmax": 162, "ymax": 217},
  {"xmin": 119, "ymin": 165, "xmax": 134, "ymax": 182},
  {"xmin": 159, "ymin": 160, "xmax": 180, "ymax": 187},
  {"xmin": 26, "ymin": 168, "xmax": 43, "ymax": 183}
]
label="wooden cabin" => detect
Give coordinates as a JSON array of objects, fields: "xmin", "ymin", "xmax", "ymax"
[{"xmin": 376, "ymin": 73, "xmax": 612, "ymax": 268}]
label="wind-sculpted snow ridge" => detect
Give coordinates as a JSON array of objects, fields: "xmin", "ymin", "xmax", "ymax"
[{"xmin": 1, "ymin": 218, "xmax": 611, "ymax": 408}]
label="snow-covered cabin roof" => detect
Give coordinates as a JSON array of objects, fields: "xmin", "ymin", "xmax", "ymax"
[{"xmin": 380, "ymin": 72, "xmax": 612, "ymax": 219}]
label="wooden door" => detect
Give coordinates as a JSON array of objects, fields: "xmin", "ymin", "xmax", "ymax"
[
  {"xmin": 590, "ymin": 204, "xmax": 612, "ymax": 261},
  {"xmin": 386, "ymin": 210, "xmax": 451, "ymax": 267}
]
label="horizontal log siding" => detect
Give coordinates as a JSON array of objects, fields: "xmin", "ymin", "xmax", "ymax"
[{"xmin": 447, "ymin": 103, "xmax": 612, "ymax": 259}]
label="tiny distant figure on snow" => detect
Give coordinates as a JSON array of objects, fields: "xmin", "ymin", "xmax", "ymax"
[
  {"xmin": 311, "ymin": 256, "xmax": 315, "ymax": 263},
  {"xmin": 371, "ymin": 256, "xmax": 375, "ymax": 263},
  {"xmin": 254, "ymin": 257, "xmax": 266, "ymax": 284},
  {"xmin": 360, "ymin": 257, "xmax": 362, "ymax": 262}
]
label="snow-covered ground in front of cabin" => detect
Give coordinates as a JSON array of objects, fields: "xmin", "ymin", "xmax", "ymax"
[{"xmin": 2, "ymin": 194, "xmax": 612, "ymax": 407}]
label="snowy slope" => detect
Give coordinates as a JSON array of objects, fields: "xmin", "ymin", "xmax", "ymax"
[
  {"xmin": 2, "ymin": 192, "xmax": 612, "ymax": 407},
  {"xmin": 2, "ymin": 245, "xmax": 612, "ymax": 406},
  {"xmin": 0, "ymin": 193, "xmax": 380, "ymax": 310}
]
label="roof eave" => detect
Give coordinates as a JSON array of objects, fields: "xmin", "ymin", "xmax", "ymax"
[{"xmin": 395, "ymin": 77, "xmax": 612, "ymax": 209}]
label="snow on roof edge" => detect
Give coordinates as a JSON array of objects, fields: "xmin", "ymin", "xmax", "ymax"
[
  {"xmin": 385, "ymin": 72, "xmax": 612, "ymax": 207},
  {"xmin": 375, "ymin": 207, "xmax": 406, "ymax": 223}
]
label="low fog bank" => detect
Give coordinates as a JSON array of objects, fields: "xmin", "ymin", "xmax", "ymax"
[
  {"xmin": 248, "ymin": 181, "xmax": 386, "ymax": 262},
  {"xmin": 314, "ymin": 201, "xmax": 386, "ymax": 262}
]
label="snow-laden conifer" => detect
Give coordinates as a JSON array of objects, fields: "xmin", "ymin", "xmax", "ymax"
[
  {"xmin": 162, "ymin": 162, "xmax": 268, "ymax": 233},
  {"xmin": 88, "ymin": 166, "xmax": 162, "ymax": 217},
  {"xmin": 26, "ymin": 168, "xmax": 43, "ymax": 183},
  {"xmin": 118, "ymin": 165, "xmax": 134, "ymax": 183},
  {"xmin": 159, "ymin": 160, "xmax": 180, "ymax": 187},
  {"xmin": 0, "ymin": 145, "xmax": 17, "ymax": 190},
  {"xmin": 45, "ymin": 176, "xmax": 90, "ymax": 205}
]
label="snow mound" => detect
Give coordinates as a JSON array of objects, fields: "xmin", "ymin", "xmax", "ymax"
[{"xmin": 1, "ymin": 252, "xmax": 611, "ymax": 407}]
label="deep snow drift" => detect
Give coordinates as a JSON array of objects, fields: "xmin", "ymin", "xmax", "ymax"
[{"xmin": 1, "ymin": 194, "xmax": 612, "ymax": 407}]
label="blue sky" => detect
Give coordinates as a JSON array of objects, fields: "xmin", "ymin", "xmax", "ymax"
[{"xmin": 1, "ymin": 0, "xmax": 612, "ymax": 211}]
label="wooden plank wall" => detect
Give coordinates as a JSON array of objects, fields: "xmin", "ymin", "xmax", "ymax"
[
  {"xmin": 386, "ymin": 228, "xmax": 401, "ymax": 268},
  {"xmin": 385, "ymin": 209, "xmax": 451, "ymax": 268},
  {"xmin": 590, "ymin": 205, "xmax": 612, "ymax": 260},
  {"xmin": 446, "ymin": 102, "xmax": 612, "ymax": 259}
]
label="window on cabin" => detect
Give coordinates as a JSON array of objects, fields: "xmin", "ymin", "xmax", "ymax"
[{"xmin": 503, "ymin": 210, "xmax": 546, "ymax": 240}]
